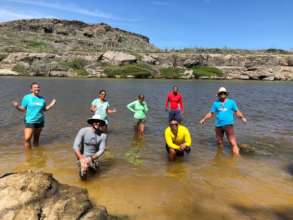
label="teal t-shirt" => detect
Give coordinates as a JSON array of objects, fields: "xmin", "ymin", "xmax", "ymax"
[
  {"xmin": 210, "ymin": 98, "xmax": 238, "ymax": 127},
  {"xmin": 91, "ymin": 98, "xmax": 110, "ymax": 124},
  {"xmin": 127, "ymin": 100, "xmax": 149, "ymax": 120},
  {"xmin": 21, "ymin": 94, "xmax": 46, "ymax": 123}
]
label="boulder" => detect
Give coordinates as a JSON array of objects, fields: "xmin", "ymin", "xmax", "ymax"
[
  {"xmin": 180, "ymin": 69, "xmax": 194, "ymax": 79},
  {"xmin": 0, "ymin": 69, "xmax": 19, "ymax": 76},
  {"xmin": 141, "ymin": 55, "xmax": 157, "ymax": 64},
  {"xmin": 101, "ymin": 51, "xmax": 137, "ymax": 65},
  {"xmin": 0, "ymin": 171, "xmax": 117, "ymax": 220}
]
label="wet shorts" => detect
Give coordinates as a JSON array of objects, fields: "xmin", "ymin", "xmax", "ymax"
[
  {"xmin": 168, "ymin": 110, "xmax": 182, "ymax": 123},
  {"xmin": 215, "ymin": 124, "xmax": 233, "ymax": 132},
  {"xmin": 135, "ymin": 118, "xmax": 146, "ymax": 124},
  {"xmin": 165, "ymin": 144, "xmax": 191, "ymax": 156},
  {"xmin": 25, "ymin": 122, "xmax": 44, "ymax": 128}
]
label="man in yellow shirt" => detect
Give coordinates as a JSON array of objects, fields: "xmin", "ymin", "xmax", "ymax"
[{"xmin": 165, "ymin": 119, "xmax": 192, "ymax": 161}]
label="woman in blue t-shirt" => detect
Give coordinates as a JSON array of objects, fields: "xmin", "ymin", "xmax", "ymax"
[
  {"xmin": 12, "ymin": 82, "xmax": 56, "ymax": 150},
  {"xmin": 200, "ymin": 87, "xmax": 247, "ymax": 155}
]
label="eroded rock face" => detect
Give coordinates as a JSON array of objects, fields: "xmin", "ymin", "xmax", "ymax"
[
  {"xmin": 0, "ymin": 171, "xmax": 117, "ymax": 220},
  {"xmin": 101, "ymin": 51, "xmax": 137, "ymax": 65}
]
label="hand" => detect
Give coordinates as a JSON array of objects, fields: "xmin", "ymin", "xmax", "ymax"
[
  {"xmin": 180, "ymin": 143, "xmax": 187, "ymax": 150},
  {"xmin": 112, "ymin": 108, "xmax": 117, "ymax": 113},
  {"xmin": 50, "ymin": 99, "xmax": 57, "ymax": 106},
  {"xmin": 200, "ymin": 119, "xmax": 205, "ymax": 125},
  {"xmin": 241, "ymin": 117, "xmax": 247, "ymax": 123},
  {"xmin": 12, "ymin": 101, "xmax": 18, "ymax": 108}
]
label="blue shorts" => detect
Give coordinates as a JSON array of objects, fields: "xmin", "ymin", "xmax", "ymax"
[
  {"xmin": 25, "ymin": 122, "xmax": 44, "ymax": 128},
  {"xmin": 168, "ymin": 110, "xmax": 182, "ymax": 122}
]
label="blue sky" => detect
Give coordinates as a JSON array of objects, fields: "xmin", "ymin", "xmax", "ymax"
[{"xmin": 1, "ymin": 0, "xmax": 292, "ymax": 49}]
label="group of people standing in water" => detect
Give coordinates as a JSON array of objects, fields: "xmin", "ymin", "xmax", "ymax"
[{"xmin": 12, "ymin": 82, "xmax": 247, "ymax": 180}]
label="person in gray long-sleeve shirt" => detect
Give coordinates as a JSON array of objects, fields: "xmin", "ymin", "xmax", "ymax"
[{"xmin": 73, "ymin": 115, "xmax": 107, "ymax": 179}]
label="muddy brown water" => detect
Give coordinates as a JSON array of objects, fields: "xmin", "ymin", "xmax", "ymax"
[{"xmin": 0, "ymin": 77, "xmax": 292, "ymax": 220}]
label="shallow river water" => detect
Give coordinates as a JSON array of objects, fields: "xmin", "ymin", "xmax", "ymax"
[{"xmin": 0, "ymin": 77, "xmax": 292, "ymax": 220}]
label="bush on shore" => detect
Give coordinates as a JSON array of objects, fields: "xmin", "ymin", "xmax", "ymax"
[
  {"xmin": 59, "ymin": 58, "xmax": 89, "ymax": 76},
  {"xmin": 159, "ymin": 67, "xmax": 183, "ymax": 79},
  {"xmin": 192, "ymin": 66, "xmax": 223, "ymax": 78},
  {"xmin": 104, "ymin": 63, "xmax": 154, "ymax": 78},
  {"xmin": 12, "ymin": 64, "xmax": 29, "ymax": 75}
]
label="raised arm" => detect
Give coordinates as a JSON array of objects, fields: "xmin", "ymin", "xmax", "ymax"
[
  {"xmin": 144, "ymin": 102, "xmax": 149, "ymax": 113},
  {"xmin": 12, "ymin": 101, "xmax": 26, "ymax": 112},
  {"xmin": 44, "ymin": 99, "xmax": 56, "ymax": 111}
]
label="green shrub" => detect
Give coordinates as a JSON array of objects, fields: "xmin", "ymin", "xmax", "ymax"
[
  {"xmin": 104, "ymin": 64, "xmax": 154, "ymax": 78},
  {"xmin": 192, "ymin": 66, "xmax": 223, "ymax": 78},
  {"xmin": 60, "ymin": 58, "xmax": 88, "ymax": 70},
  {"xmin": 0, "ymin": 53, "xmax": 8, "ymax": 62},
  {"xmin": 159, "ymin": 67, "xmax": 183, "ymax": 79},
  {"xmin": 76, "ymin": 68, "xmax": 89, "ymax": 76},
  {"xmin": 12, "ymin": 64, "xmax": 29, "ymax": 75}
]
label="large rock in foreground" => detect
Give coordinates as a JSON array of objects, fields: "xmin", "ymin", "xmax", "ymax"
[{"xmin": 0, "ymin": 171, "xmax": 117, "ymax": 220}]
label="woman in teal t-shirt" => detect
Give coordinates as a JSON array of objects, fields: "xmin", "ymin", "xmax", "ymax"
[
  {"xmin": 127, "ymin": 94, "xmax": 149, "ymax": 137},
  {"xmin": 12, "ymin": 82, "xmax": 56, "ymax": 150}
]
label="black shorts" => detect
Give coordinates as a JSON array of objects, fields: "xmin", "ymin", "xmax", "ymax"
[
  {"xmin": 25, "ymin": 122, "xmax": 44, "ymax": 128},
  {"xmin": 165, "ymin": 144, "xmax": 191, "ymax": 156}
]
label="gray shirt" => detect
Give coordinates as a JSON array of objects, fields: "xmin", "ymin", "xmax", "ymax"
[{"xmin": 73, "ymin": 127, "xmax": 107, "ymax": 158}]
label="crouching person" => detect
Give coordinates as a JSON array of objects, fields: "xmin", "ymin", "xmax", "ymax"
[
  {"xmin": 165, "ymin": 118, "xmax": 192, "ymax": 161},
  {"xmin": 73, "ymin": 115, "xmax": 107, "ymax": 180}
]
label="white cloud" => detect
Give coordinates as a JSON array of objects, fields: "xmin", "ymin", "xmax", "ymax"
[
  {"xmin": 5, "ymin": 0, "xmax": 115, "ymax": 19},
  {"xmin": 0, "ymin": 8, "xmax": 53, "ymax": 22}
]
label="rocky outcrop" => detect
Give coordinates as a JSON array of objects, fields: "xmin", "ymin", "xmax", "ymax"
[
  {"xmin": 0, "ymin": 19, "xmax": 157, "ymax": 53},
  {"xmin": 101, "ymin": 51, "xmax": 137, "ymax": 65},
  {"xmin": 0, "ymin": 171, "xmax": 118, "ymax": 220}
]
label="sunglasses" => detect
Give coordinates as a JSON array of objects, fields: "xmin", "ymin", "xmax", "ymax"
[
  {"xmin": 218, "ymin": 92, "xmax": 227, "ymax": 96},
  {"xmin": 170, "ymin": 123, "xmax": 178, "ymax": 126}
]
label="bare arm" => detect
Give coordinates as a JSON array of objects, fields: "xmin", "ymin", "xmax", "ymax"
[
  {"xmin": 235, "ymin": 110, "xmax": 247, "ymax": 123},
  {"xmin": 90, "ymin": 104, "xmax": 96, "ymax": 113},
  {"xmin": 200, "ymin": 112, "xmax": 214, "ymax": 124},
  {"xmin": 12, "ymin": 101, "xmax": 26, "ymax": 112},
  {"xmin": 107, "ymin": 108, "xmax": 116, "ymax": 114},
  {"xmin": 44, "ymin": 99, "xmax": 56, "ymax": 111}
]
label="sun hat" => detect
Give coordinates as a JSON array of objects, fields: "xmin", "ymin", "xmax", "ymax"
[
  {"xmin": 87, "ymin": 115, "xmax": 105, "ymax": 126},
  {"xmin": 217, "ymin": 87, "xmax": 228, "ymax": 95}
]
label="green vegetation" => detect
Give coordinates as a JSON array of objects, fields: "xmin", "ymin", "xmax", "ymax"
[
  {"xmin": 265, "ymin": 48, "xmax": 289, "ymax": 54},
  {"xmin": 159, "ymin": 67, "xmax": 183, "ymax": 79},
  {"xmin": 104, "ymin": 63, "xmax": 154, "ymax": 78},
  {"xmin": 125, "ymin": 148, "xmax": 143, "ymax": 166},
  {"xmin": 59, "ymin": 58, "xmax": 89, "ymax": 76},
  {"xmin": 0, "ymin": 53, "xmax": 8, "ymax": 62},
  {"xmin": 23, "ymin": 39, "xmax": 55, "ymax": 53},
  {"xmin": 12, "ymin": 64, "xmax": 29, "ymax": 75},
  {"xmin": 192, "ymin": 66, "xmax": 223, "ymax": 78}
]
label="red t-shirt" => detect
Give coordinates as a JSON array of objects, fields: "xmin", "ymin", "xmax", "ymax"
[{"xmin": 165, "ymin": 92, "xmax": 184, "ymax": 112}]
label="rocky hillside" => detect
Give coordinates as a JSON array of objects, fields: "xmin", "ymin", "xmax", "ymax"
[
  {"xmin": 0, "ymin": 171, "xmax": 120, "ymax": 220},
  {"xmin": 0, "ymin": 19, "xmax": 293, "ymax": 80},
  {"xmin": 0, "ymin": 19, "xmax": 157, "ymax": 53}
]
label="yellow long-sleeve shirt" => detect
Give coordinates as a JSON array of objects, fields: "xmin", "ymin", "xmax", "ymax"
[{"xmin": 164, "ymin": 125, "xmax": 192, "ymax": 150}]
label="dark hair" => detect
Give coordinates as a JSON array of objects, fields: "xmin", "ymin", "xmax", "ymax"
[
  {"xmin": 99, "ymin": 89, "xmax": 106, "ymax": 94},
  {"xmin": 138, "ymin": 94, "xmax": 144, "ymax": 100},
  {"xmin": 31, "ymin": 82, "xmax": 38, "ymax": 88},
  {"xmin": 169, "ymin": 117, "xmax": 178, "ymax": 123}
]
